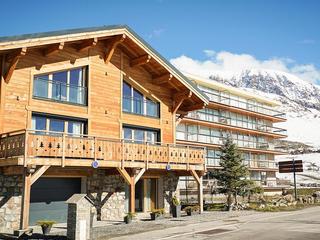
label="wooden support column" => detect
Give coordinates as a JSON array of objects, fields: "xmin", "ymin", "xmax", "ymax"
[
  {"xmin": 20, "ymin": 165, "xmax": 50, "ymax": 230},
  {"xmin": 190, "ymin": 170, "xmax": 203, "ymax": 213},
  {"xmin": 117, "ymin": 168, "xmax": 145, "ymax": 213},
  {"xmin": 20, "ymin": 168, "xmax": 31, "ymax": 230},
  {"xmin": 172, "ymin": 91, "xmax": 192, "ymax": 114}
]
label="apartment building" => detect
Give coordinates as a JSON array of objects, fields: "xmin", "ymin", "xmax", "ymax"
[
  {"xmin": 0, "ymin": 26, "xmax": 209, "ymax": 233},
  {"xmin": 176, "ymin": 74, "xmax": 287, "ymax": 199}
]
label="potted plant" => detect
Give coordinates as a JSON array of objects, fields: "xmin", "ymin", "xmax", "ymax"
[
  {"xmin": 37, "ymin": 220, "xmax": 56, "ymax": 235},
  {"xmin": 172, "ymin": 196, "xmax": 181, "ymax": 218},
  {"xmin": 124, "ymin": 212, "xmax": 135, "ymax": 224},
  {"xmin": 185, "ymin": 205, "xmax": 200, "ymax": 216},
  {"xmin": 184, "ymin": 206, "xmax": 193, "ymax": 216},
  {"xmin": 150, "ymin": 208, "xmax": 165, "ymax": 220}
]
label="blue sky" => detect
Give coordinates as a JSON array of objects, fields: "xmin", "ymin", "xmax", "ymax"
[{"xmin": 1, "ymin": 0, "xmax": 319, "ymax": 84}]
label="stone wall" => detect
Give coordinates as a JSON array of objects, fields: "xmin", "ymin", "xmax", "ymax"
[
  {"xmin": 0, "ymin": 175, "xmax": 22, "ymax": 233},
  {"xmin": 86, "ymin": 170, "xmax": 127, "ymax": 221},
  {"xmin": 162, "ymin": 173, "xmax": 180, "ymax": 214}
]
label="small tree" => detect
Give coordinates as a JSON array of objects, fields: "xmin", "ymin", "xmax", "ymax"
[{"xmin": 212, "ymin": 135, "xmax": 249, "ymax": 210}]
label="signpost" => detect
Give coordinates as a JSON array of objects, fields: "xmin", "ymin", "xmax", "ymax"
[{"xmin": 278, "ymin": 159, "xmax": 303, "ymax": 200}]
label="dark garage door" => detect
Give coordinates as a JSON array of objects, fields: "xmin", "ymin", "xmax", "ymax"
[{"xmin": 30, "ymin": 177, "xmax": 81, "ymax": 226}]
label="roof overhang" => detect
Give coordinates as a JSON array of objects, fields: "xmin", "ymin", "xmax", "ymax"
[{"xmin": 0, "ymin": 25, "xmax": 209, "ymax": 111}]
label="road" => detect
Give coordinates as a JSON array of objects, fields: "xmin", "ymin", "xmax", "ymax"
[{"xmin": 112, "ymin": 207, "xmax": 320, "ymax": 240}]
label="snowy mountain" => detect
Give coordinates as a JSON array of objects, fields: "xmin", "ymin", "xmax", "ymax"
[{"xmin": 207, "ymin": 69, "xmax": 320, "ymax": 148}]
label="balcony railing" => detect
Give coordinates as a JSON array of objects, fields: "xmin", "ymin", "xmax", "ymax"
[
  {"xmin": 0, "ymin": 130, "xmax": 205, "ymax": 168},
  {"xmin": 201, "ymin": 90, "xmax": 286, "ymax": 119},
  {"xmin": 33, "ymin": 78, "xmax": 87, "ymax": 105},
  {"xmin": 206, "ymin": 158, "xmax": 276, "ymax": 169},
  {"xmin": 176, "ymin": 131, "xmax": 286, "ymax": 153},
  {"xmin": 186, "ymin": 111, "xmax": 287, "ymax": 136},
  {"xmin": 122, "ymin": 96, "xmax": 160, "ymax": 118}
]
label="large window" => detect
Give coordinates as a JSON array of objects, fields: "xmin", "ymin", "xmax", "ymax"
[
  {"xmin": 33, "ymin": 67, "xmax": 87, "ymax": 105},
  {"xmin": 123, "ymin": 126, "xmax": 159, "ymax": 144},
  {"xmin": 32, "ymin": 114, "xmax": 86, "ymax": 135},
  {"xmin": 122, "ymin": 81, "xmax": 160, "ymax": 118}
]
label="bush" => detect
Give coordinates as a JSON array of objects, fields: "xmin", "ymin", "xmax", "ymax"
[
  {"xmin": 151, "ymin": 208, "xmax": 165, "ymax": 215},
  {"xmin": 37, "ymin": 220, "xmax": 56, "ymax": 227}
]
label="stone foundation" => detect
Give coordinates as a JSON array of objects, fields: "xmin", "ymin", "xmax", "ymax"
[
  {"xmin": 0, "ymin": 175, "xmax": 22, "ymax": 233},
  {"xmin": 87, "ymin": 170, "xmax": 127, "ymax": 221}
]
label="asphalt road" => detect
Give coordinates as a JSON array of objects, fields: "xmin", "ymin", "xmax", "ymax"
[{"xmin": 112, "ymin": 207, "xmax": 320, "ymax": 240}]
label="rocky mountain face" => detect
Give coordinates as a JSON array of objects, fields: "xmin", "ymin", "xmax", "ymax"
[{"xmin": 209, "ymin": 69, "xmax": 320, "ymax": 114}]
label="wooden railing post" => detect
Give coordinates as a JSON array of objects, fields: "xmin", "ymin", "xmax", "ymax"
[
  {"xmin": 23, "ymin": 130, "xmax": 28, "ymax": 167},
  {"xmin": 146, "ymin": 142, "xmax": 149, "ymax": 169},
  {"xmin": 62, "ymin": 133, "xmax": 66, "ymax": 167},
  {"xmin": 187, "ymin": 146, "xmax": 190, "ymax": 170},
  {"xmin": 167, "ymin": 144, "xmax": 170, "ymax": 164},
  {"xmin": 121, "ymin": 139, "xmax": 124, "ymax": 169},
  {"xmin": 94, "ymin": 136, "xmax": 97, "ymax": 161},
  {"xmin": 4, "ymin": 133, "xmax": 8, "ymax": 159}
]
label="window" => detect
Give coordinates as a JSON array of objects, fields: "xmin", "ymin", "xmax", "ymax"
[
  {"xmin": 33, "ymin": 67, "xmax": 87, "ymax": 105},
  {"xmin": 122, "ymin": 81, "xmax": 160, "ymax": 118},
  {"xmin": 123, "ymin": 126, "xmax": 159, "ymax": 144},
  {"xmin": 32, "ymin": 114, "xmax": 86, "ymax": 135}
]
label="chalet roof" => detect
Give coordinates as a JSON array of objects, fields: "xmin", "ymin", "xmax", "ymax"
[{"xmin": 0, "ymin": 25, "xmax": 209, "ymax": 106}]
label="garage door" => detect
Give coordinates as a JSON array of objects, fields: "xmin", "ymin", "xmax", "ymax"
[{"xmin": 30, "ymin": 177, "xmax": 81, "ymax": 226}]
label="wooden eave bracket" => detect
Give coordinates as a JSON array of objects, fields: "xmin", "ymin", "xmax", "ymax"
[
  {"xmin": 130, "ymin": 54, "xmax": 152, "ymax": 67},
  {"xmin": 117, "ymin": 167, "xmax": 146, "ymax": 185},
  {"xmin": 104, "ymin": 34, "xmax": 126, "ymax": 63},
  {"xmin": 77, "ymin": 38, "xmax": 98, "ymax": 52},
  {"xmin": 43, "ymin": 42, "xmax": 64, "ymax": 56},
  {"xmin": 30, "ymin": 165, "xmax": 50, "ymax": 185},
  {"xmin": 190, "ymin": 169, "xmax": 201, "ymax": 185},
  {"xmin": 3, "ymin": 47, "xmax": 27, "ymax": 83},
  {"xmin": 172, "ymin": 90, "xmax": 193, "ymax": 113},
  {"xmin": 153, "ymin": 73, "xmax": 173, "ymax": 85}
]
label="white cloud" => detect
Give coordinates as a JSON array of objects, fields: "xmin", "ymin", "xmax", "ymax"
[
  {"xmin": 298, "ymin": 39, "xmax": 316, "ymax": 44},
  {"xmin": 170, "ymin": 50, "xmax": 320, "ymax": 85},
  {"xmin": 147, "ymin": 28, "xmax": 165, "ymax": 39}
]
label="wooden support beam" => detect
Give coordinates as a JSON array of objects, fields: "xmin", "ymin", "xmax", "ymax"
[
  {"xmin": 20, "ymin": 168, "xmax": 31, "ymax": 230},
  {"xmin": 30, "ymin": 165, "xmax": 50, "ymax": 185},
  {"xmin": 134, "ymin": 168, "xmax": 146, "ymax": 185},
  {"xmin": 190, "ymin": 170, "xmax": 203, "ymax": 213},
  {"xmin": 190, "ymin": 169, "xmax": 201, "ymax": 184},
  {"xmin": 4, "ymin": 47, "xmax": 27, "ymax": 83},
  {"xmin": 104, "ymin": 34, "xmax": 126, "ymax": 63},
  {"xmin": 116, "ymin": 167, "xmax": 131, "ymax": 185},
  {"xmin": 130, "ymin": 177, "xmax": 135, "ymax": 213},
  {"xmin": 153, "ymin": 73, "xmax": 173, "ymax": 85},
  {"xmin": 172, "ymin": 91, "xmax": 192, "ymax": 113},
  {"xmin": 130, "ymin": 54, "xmax": 151, "ymax": 68},
  {"xmin": 43, "ymin": 42, "xmax": 64, "ymax": 56},
  {"xmin": 77, "ymin": 38, "xmax": 98, "ymax": 52}
]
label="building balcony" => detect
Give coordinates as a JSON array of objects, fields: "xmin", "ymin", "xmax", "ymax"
[
  {"xmin": 0, "ymin": 130, "xmax": 205, "ymax": 171},
  {"xmin": 206, "ymin": 158, "xmax": 277, "ymax": 170},
  {"xmin": 185, "ymin": 112, "xmax": 287, "ymax": 138},
  {"xmin": 176, "ymin": 131, "xmax": 287, "ymax": 154},
  {"xmin": 202, "ymin": 90, "xmax": 286, "ymax": 122}
]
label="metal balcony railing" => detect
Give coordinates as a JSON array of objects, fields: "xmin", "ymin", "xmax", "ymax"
[
  {"xmin": 186, "ymin": 111, "xmax": 287, "ymax": 136},
  {"xmin": 33, "ymin": 78, "xmax": 87, "ymax": 105},
  {"xmin": 201, "ymin": 90, "xmax": 286, "ymax": 119}
]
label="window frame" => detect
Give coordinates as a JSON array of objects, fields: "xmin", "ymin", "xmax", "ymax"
[
  {"xmin": 33, "ymin": 66, "xmax": 88, "ymax": 106},
  {"xmin": 122, "ymin": 81, "xmax": 160, "ymax": 118}
]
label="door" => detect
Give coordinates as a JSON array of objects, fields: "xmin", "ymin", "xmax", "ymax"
[
  {"xmin": 29, "ymin": 177, "xmax": 81, "ymax": 225},
  {"xmin": 144, "ymin": 179, "xmax": 158, "ymax": 212}
]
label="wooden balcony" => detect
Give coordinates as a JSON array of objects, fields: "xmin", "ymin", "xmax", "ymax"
[{"xmin": 0, "ymin": 130, "xmax": 206, "ymax": 171}]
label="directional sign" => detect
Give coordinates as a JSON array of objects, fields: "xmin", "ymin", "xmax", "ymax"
[{"xmin": 279, "ymin": 160, "xmax": 303, "ymax": 173}]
